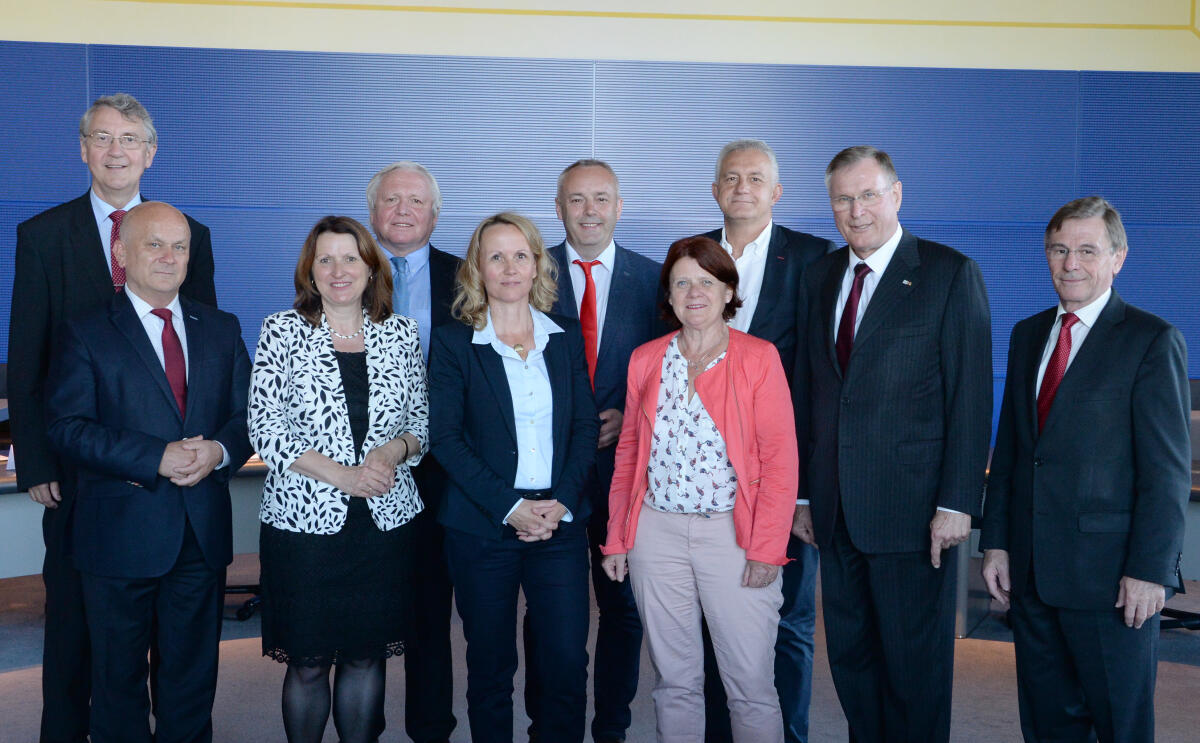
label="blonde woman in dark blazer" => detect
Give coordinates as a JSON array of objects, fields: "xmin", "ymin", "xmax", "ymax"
[{"xmin": 249, "ymin": 215, "xmax": 428, "ymax": 743}]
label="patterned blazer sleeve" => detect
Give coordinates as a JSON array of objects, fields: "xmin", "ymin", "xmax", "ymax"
[
  {"xmin": 248, "ymin": 313, "xmax": 311, "ymax": 472},
  {"xmin": 393, "ymin": 315, "xmax": 430, "ymax": 465}
]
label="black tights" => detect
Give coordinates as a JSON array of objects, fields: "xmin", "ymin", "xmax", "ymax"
[{"xmin": 281, "ymin": 657, "xmax": 386, "ymax": 743}]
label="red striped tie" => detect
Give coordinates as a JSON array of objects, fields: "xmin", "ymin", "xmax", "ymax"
[
  {"xmin": 1036, "ymin": 312, "xmax": 1079, "ymax": 432},
  {"xmin": 151, "ymin": 308, "xmax": 187, "ymax": 416}
]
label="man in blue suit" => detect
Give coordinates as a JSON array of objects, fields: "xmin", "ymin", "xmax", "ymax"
[
  {"xmin": 46, "ymin": 202, "xmax": 251, "ymax": 743},
  {"xmin": 524, "ymin": 159, "xmax": 661, "ymax": 743},
  {"xmin": 982, "ymin": 197, "xmax": 1190, "ymax": 743},
  {"xmin": 699, "ymin": 139, "xmax": 835, "ymax": 743}
]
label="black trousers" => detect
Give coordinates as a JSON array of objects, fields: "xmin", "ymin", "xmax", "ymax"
[
  {"xmin": 819, "ymin": 510, "xmax": 956, "ymax": 743},
  {"xmin": 403, "ymin": 505, "xmax": 458, "ymax": 742},
  {"xmin": 79, "ymin": 522, "xmax": 224, "ymax": 743},
  {"xmin": 40, "ymin": 495, "xmax": 90, "ymax": 743},
  {"xmin": 446, "ymin": 521, "xmax": 591, "ymax": 743},
  {"xmin": 1009, "ymin": 569, "xmax": 1158, "ymax": 743}
]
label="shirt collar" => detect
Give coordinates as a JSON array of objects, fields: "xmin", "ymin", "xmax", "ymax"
[
  {"xmin": 90, "ymin": 189, "xmax": 142, "ymax": 225},
  {"xmin": 720, "ymin": 220, "xmax": 773, "ymax": 258},
  {"xmin": 124, "ymin": 285, "xmax": 183, "ymax": 320},
  {"xmin": 564, "ymin": 240, "xmax": 616, "ymax": 272},
  {"xmin": 472, "ymin": 305, "xmax": 564, "ymax": 351},
  {"xmin": 850, "ymin": 223, "xmax": 903, "ymax": 275},
  {"xmin": 1056, "ymin": 288, "xmax": 1111, "ymax": 329}
]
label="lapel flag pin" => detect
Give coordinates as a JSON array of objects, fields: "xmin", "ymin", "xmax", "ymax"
[{"xmin": 902, "ymin": 279, "xmax": 912, "ymax": 286}]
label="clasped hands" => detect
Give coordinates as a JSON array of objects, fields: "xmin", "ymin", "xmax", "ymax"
[
  {"xmin": 157, "ymin": 436, "xmax": 224, "ymax": 487},
  {"xmin": 509, "ymin": 498, "xmax": 568, "ymax": 543},
  {"xmin": 337, "ymin": 441, "xmax": 405, "ymax": 499}
]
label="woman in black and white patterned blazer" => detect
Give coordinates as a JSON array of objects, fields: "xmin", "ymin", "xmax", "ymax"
[{"xmin": 249, "ymin": 215, "xmax": 429, "ymax": 743}]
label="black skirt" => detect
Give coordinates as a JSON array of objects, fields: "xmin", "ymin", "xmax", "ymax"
[{"xmin": 260, "ymin": 497, "xmax": 413, "ymax": 665}]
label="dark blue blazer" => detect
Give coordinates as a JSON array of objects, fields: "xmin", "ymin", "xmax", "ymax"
[
  {"xmin": 428, "ymin": 314, "xmax": 599, "ymax": 540},
  {"xmin": 799, "ymin": 229, "xmax": 993, "ymax": 553},
  {"xmin": 548, "ymin": 242, "xmax": 662, "ymax": 491},
  {"xmin": 981, "ymin": 291, "xmax": 1190, "ymax": 610},
  {"xmin": 702, "ymin": 224, "xmax": 835, "ymax": 385},
  {"xmin": 46, "ymin": 291, "xmax": 252, "ymax": 578}
]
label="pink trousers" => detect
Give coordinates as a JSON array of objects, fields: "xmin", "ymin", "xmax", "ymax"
[{"xmin": 627, "ymin": 505, "xmax": 785, "ymax": 743}]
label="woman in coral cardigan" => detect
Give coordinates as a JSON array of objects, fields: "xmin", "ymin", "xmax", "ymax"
[{"xmin": 601, "ymin": 235, "xmax": 799, "ymax": 743}]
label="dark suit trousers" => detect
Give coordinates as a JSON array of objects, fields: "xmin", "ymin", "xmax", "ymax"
[
  {"xmin": 445, "ymin": 521, "xmax": 590, "ymax": 743},
  {"xmin": 41, "ymin": 494, "xmax": 91, "ymax": 743},
  {"xmin": 704, "ymin": 537, "xmax": 819, "ymax": 743},
  {"xmin": 79, "ymin": 522, "xmax": 223, "ymax": 743},
  {"xmin": 526, "ymin": 471, "xmax": 643, "ymax": 741},
  {"xmin": 1009, "ymin": 568, "xmax": 1158, "ymax": 743},
  {"xmin": 404, "ymin": 505, "xmax": 458, "ymax": 742},
  {"xmin": 820, "ymin": 510, "xmax": 955, "ymax": 743}
]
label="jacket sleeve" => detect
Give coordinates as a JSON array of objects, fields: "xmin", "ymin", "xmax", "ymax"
[
  {"xmin": 247, "ymin": 315, "xmax": 311, "ymax": 473},
  {"xmin": 602, "ymin": 345, "xmax": 649, "ymax": 555},
  {"xmin": 979, "ymin": 325, "xmax": 1022, "ymax": 553},
  {"xmin": 210, "ymin": 315, "xmax": 253, "ymax": 480},
  {"xmin": 180, "ymin": 219, "xmax": 218, "ymax": 308},
  {"xmin": 397, "ymin": 318, "xmax": 430, "ymax": 466},
  {"xmin": 428, "ymin": 327, "xmax": 525, "ymax": 526},
  {"xmin": 1124, "ymin": 325, "xmax": 1191, "ymax": 587},
  {"xmin": 935, "ymin": 257, "xmax": 993, "ymax": 516},
  {"xmin": 745, "ymin": 345, "xmax": 800, "ymax": 566},
  {"xmin": 9, "ymin": 221, "xmax": 61, "ymax": 490}
]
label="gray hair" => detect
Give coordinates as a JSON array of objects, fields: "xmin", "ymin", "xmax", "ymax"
[
  {"xmin": 714, "ymin": 139, "xmax": 779, "ymax": 186},
  {"xmin": 79, "ymin": 93, "xmax": 157, "ymax": 146},
  {"xmin": 366, "ymin": 161, "xmax": 442, "ymax": 218},
  {"xmin": 824, "ymin": 145, "xmax": 898, "ymax": 192},
  {"xmin": 1045, "ymin": 196, "xmax": 1128, "ymax": 254},
  {"xmin": 556, "ymin": 159, "xmax": 621, "ymax": 198}
]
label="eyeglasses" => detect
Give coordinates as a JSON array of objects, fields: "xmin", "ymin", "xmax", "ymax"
[
  {"xmin": 830, "ymin": 186, "xmax": 893, "ymax": 212},
  {"xmin": 1045, "ymin": 246, "xmax": 1105, "ymax": 264},
  {"xmin": 85, "ymin": 132, "xmax": 149, "ymax": 150}
]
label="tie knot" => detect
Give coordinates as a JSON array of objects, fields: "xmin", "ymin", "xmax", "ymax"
[
  {"xmin": 390, "ymin": 255, "xmax": 407, "ymax": 276},
  {"xmin": 854, "ymin": 262, "xmax": 871, "ymax": 279},
  {"xmin": 151, "ymin": 308, "xmax": 173, "ymax": 322},
  {"xmin": 573, "ymin": 258, "xmax": 601, "ymax": 276},
  {"xmin": 111, "ymin": 208, "xmax": 127, "ymax": 230},
  {"xmin": 1060, "ymin": 312, "xmax": 1079, "ymax": 331}
]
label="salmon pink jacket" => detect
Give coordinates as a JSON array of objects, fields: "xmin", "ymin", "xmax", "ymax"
[{"xmin": 601, "ymin": 329, "xmax": 799, "ymax": 566}]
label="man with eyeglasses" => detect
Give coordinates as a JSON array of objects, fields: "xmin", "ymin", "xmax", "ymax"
[
  {"xmin": 9, "ymin": 93, "xmax": 216, "ymax": 743},
  {"xmin": 980, "ymin": 197, "xmax": 1189, "ymax": 743},
  {"xmin": 792, "ymin": 145, "xmax": 991, "ymax": 742},
  {"xmin": 696, "ymin": 139, "xmax": 835, "ymax": 743}
]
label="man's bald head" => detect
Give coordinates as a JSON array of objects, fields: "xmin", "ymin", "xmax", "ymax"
[{"xmin": 114, "ymin": 201, "xmax": 191, "ymax": 307}]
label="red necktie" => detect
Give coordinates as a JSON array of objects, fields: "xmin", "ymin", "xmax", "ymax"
[
  {"xmin": 835, "ymin": 262, "xmax": 872, "ymax": 372},
  {"xmin": 109, "ymin": 209, "xmax": 127, "ymax": 291},
  {"xmin": 151, "ymin": 308, "xmax": 188, "ymax": 416},
  {"xmin": 573, "ymin": 259, "xmax": 601, "ymax": 387},
  {"xmin": 1036, "ymin": 312, "xmax": 1079, "ymax": 433}
]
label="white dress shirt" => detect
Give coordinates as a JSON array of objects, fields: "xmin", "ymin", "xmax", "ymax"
[
  {"xmin": 89, "ymin": 189, "xmax": 141, "ymax": 276},
  {"xmin": 1035, "ymin": 288, "xmax": 1111, "ymax": 394},
  {"xmin": 832, "ymin": 223, "xmax": 903, "ymax": 336},
  {"xmin": 472, "ymin": 306, "xmax": 573, "ymax": 524},
  {"xmin": 720, "ymin": 221, "xmax": 772, "ymax": 333},
  {"xmin": 124, "ymin": 286, "xmax": 228, "ymax": 469},
  {"xmin": 564, "ymin": 240, "xmax": 616, "ymax": 351}
]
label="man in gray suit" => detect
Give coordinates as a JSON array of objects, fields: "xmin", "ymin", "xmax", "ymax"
[
  {"xmin": 793, "ymin": 145, "xmax": 992, "ymax": 742},
  {"xmin": 981, "ymin": 196, "xmax": 1190, "ymax": 743}
]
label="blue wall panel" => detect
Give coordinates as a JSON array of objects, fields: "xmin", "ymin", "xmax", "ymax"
[{"xmin": 3, "ymin": 42, "xmax": 1198, "ymax": 383}]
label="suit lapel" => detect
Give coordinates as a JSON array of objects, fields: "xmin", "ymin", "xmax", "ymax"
[
  {"xmin": 549, "ymin": 243, "xmax": 579, "ymax": 319},
  {"xmin": 851, "ymin": 230, "xmax": 919, "ymax": 353},
  {"xmin": 747, "ymin": 224, "xmax": 787, "ymax": 338},
  {"xmin": 543, "ymin": 332, "xmax": 569, "ymax": 463},
  {"xmin": 594, "ymin": 245, "xmax": 634, "ymax": 379},
  {"xmin": 180, "ymin": 301, "xmax": 205, "ymax": 427},
  {"xmin": 1024, "ymin": 309, "xmax": 1057, "ymax": 440},
  {"xmin": 818, "ymin": 249, "xmax": 847, "ymax": 376},
  {"xmin": 110, "ymin": 294, "xmax": 182, "ymax": 422},
  {"xmin": 429, "ymin": 246, "xmax": 458, "ymax": 329},
  {"xmin": 71, "ymin": 194, "xmax": 117, "ymax": 299},
  {"xmin": 475, "ymin": 342, "xmax": 518, "ymax": 446},
  {"xmin": 1040, "ymin": 293, "xmax": 1125, "ymax": 439}
]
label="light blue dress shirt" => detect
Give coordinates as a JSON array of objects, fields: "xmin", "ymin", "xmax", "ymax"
[{"xmin": 390, "ymin": 243, "xmax": 433, "ymax": 361}]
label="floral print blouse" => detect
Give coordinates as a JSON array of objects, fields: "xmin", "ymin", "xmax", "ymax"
[{"xmin": 645, "ymin": 336, "xmax": 737, "ymax": 514}]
